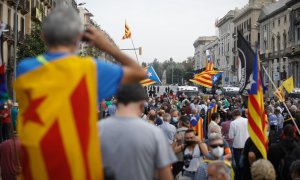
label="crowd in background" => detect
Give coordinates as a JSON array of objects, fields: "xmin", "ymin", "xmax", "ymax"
[{"xmin": 100, "ymin": 86, "xmax": 300, "ymax": 180}]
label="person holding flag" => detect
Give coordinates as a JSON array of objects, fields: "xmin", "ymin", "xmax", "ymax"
[{"xmin": 14, "ymin": 6, "xmax": 146, "ymax": 180}]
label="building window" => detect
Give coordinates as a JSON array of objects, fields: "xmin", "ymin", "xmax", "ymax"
[
  {"xmin": 272, "ymin": 37, "xmax": 275, "ymax": 53},
  {"xmin": 8, "ymin": 9, "xmax": 11, "ymax": 26},
  {"xmin": 249, "ymin": 34, "xmax": 251, "ymax": 45},
  {"xmin": 284, "ymin": 15, "xmax": 287, "ymax": 23},
  {"xmin": 283, "ymin": 33, "xmax": 287, "ymax": 49},
  {"xmin": 21, "ymin": 17, "xmax": 25, "ymax": 32},
  {"xmin": 273, "ymin": 21, "xmax": 275, "ymax": 28},
  {"xmin": 277, "ymin": 35, "xmax": 281, "ymax": 51},
  {"xmin": 278, "ymin": 18, "xmax": 280, "ymax": 26},
  {"xmin": 298, "ymin": 27, "xmax": 300, "ymax": 41},
  {"xmin": 0, "ymin": 4, "xmax": 2, "ymax": 22},
  {"xmin": 31, "ymin": 0, "xmax": 35, "ymax": 7},
  {"xmin": 227, "ymin": 43, "xmax": 229, "ymax": 52}
]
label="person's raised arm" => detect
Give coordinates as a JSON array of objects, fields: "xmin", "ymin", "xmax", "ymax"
[{"xmin": 83, "ymin": 27, "xmax": 147, "ymax": 83}]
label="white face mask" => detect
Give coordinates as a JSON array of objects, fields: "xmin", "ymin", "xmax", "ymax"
[
  {"xmin": 266, "ymin": 131, "xmax": 270, "ymax": 137},
  {"xmin": 211, "ymin": 147, "xmax": 224, "ymax": 158}
]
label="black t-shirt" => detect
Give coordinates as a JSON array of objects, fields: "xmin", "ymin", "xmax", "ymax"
[{"xmin": 242, "ymin": 137, "xmax": 263, "ymax": 180}]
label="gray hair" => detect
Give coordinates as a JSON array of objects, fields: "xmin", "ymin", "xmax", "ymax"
[
  {"xmin": 208, "ymin": 132, "xmax": 223, "ymax": 146},
  {"xmin": 163, "ymin": 113, "xmax": 171, "ymax": 122},
  {"xmin": 208, "ymin": 160, "xmax": 231, "ymax": 180},
  {"xmin": 42, "ymin": 6, "xmax": 84, "ymax": 47}
]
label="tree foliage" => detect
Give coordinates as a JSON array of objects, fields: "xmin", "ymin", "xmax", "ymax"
[
  {"xmin": 17, "ymin": 23, "xmax": 46, "ymax": 62},
  {"xmin": 148, "ymin": 57, "xmax": 195, "ymax": 85}
]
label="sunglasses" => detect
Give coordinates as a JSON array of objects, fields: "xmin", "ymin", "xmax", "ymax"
[{"xmin": 210, "ymin": 144, "xmax": 224, "ymax": 148}]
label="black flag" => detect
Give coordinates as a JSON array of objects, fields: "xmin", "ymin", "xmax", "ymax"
[{"xmin": 237, "ymin": 30, "xmax": 254, "ymax": 95}]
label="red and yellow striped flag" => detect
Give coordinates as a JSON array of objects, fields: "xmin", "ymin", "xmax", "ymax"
[
  {"xmin": 122, "ymin": 21, "xmax": 131, "ymax": 40},
  {"xmin": 14, "ymin": 56, "xmax": 104, "ymax": 180},
  {"xmin": 189, "ymin": 116, "xmax": 204, "ymax": 142},
  {"xmin": 207, "ymin": 104, "xmax": 218, "ymax": 125},
  {"xmin": 205, "ymin": 60, "xmax": 214, "ymax": 71},
  {"xmin": 197, "ymin": 117, "xmax": 204, "ymax": 142},
  {"xmin": 273, "ymin": 85, "xmax": 285, "ymax": 102},
  {"xmin": 248, "ymin": 52, "xmax": 268, "ymax": 159}
]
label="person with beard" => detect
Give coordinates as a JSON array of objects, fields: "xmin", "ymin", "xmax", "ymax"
[
  {"xmin": 181, "ymin": 129, "xmax": 206, "ymax": 179},
  {"xmin": 194, "ymin": 133, "xmax": 233, "ymax": 180}
]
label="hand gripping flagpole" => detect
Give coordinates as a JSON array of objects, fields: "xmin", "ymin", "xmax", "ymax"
[{"xmin": 262, "ymin": 66, "xmax": 300, "ymax": 136}]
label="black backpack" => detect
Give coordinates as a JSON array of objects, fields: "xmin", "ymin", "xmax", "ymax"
[
  {"xmin": 199, "ymin": 106, "xmax": 206, "ymax": 118},
  {"xmin": 278, "ymin": 142, "xmax": 299, "ymax": 180}
]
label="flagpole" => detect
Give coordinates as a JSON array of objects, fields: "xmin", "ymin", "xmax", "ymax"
[
  {"xmin": 130, "ymin": 37, "xmax": 139, "ymax": 64},
  {"xmin": 262, "ymin": 66, "xmax": 300, "ymax": 135}
]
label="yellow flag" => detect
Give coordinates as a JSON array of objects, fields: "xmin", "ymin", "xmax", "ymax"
[
  {"xmin": 273, "ymin": 85, "xmax": 285, "ymax": 102},
  {"xmin": 282, "ymin": 76, "xmax": 294, "ymax": 93}
]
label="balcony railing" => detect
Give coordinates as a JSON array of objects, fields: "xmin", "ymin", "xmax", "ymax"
[
  {"xmin": 3, "ymin": 25, "xmax": 14, "ymax": 42},
  {"xmin": 20, "ymin": 0, "xmax": 30, "ymax": 15},
  {"xmin": 7, "ymin": 0, "xmax": 16, "ymax": 6},
  {"xmin": 48, "ymin": 0, "xmax": 52, "ymax": 8}
]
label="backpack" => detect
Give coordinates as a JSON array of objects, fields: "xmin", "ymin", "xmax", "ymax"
[
  {"xmin": 199, "ymin": 105, "xmax": 206, "ymax": 118},
  {"xmin": 278, "ymin": 142, "xmax": 299, "ymax": 180}
]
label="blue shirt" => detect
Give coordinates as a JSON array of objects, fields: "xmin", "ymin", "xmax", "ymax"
[
  {"xmin": 17, "ymin": 53, "xmax": 123, "ymax": 102},
  {"xmin": 268, "ymin": 113, "xmax": 278, "ymax": 126}
]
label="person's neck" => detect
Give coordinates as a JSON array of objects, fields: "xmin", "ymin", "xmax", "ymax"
[
  {"xmin": 48, "ymin": 46, "xmax": 74, "ymax": 54},
  {"xmin": 116, "ymin": 108, "xmax": 141, "ymax": 118}
]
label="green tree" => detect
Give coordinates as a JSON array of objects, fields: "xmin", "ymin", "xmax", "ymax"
[{"xmin": 17, "ymin": 23, "xmax": 46, "ymax": 62}]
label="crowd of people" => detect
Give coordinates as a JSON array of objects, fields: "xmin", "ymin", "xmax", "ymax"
[
  {"xmin": 99, "ymin": 87, "xmax": 300, "ymax": 180},
  {"xmin": 0, "ymin": 5, "xmax": 300, "ymax": 180}
]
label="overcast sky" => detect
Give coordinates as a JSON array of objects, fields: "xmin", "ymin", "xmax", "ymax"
[{"xmin": 84, "ymin": 0, "xmax": 248, "ymax": 63}]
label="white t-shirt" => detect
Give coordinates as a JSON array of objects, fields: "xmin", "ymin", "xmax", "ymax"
[
  {"xmin": 183, "ymin": 145, "xmax": 203, "ymax": 172},
  {"xmin": 228, "ymin": 116, "xmax": 249, "ymax": 148}
]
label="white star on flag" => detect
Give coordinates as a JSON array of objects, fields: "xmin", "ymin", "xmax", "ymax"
[
  {"xmin": 246, "ymin": 73, "xmax": 256, "ymax": 90},
  {"xmin": 213, "ymin": 76, "xmax": 218, "ymax": 82},
  {"xmin": 148, "ymin": 72, "xmax": 152, "ymax": 77}
]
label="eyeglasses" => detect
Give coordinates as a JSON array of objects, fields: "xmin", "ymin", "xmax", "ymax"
[{"xmin": 210, "ymin": 144, "xmax": 224, "ymax": 148}]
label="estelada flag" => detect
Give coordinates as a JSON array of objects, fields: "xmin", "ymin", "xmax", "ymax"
[
  {"xmin": 248, "ymin": 52, "xmax": 268, "ymax": 159},
  {"xmin": 140, "ymin": 66, "xmax": 161, "ymax": 87},
  {"xmin": 189, "ymin": 116, "xmax": 204, "ymax": 142},
  {"xmin": 14, "ymin": 56, "xmax": 104, "ymax": 180}
]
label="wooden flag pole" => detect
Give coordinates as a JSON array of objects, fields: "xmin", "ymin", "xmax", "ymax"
[
  {"xmin": 262, "ymin": 66, "xmax": 300, "ymax": 135},
  {"xmin": 130, "ymin": 37, "xmax": 139, "ymax": 64}
]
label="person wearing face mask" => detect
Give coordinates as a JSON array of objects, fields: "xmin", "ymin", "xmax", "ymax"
[
  {"xmin": 170, "ymin": 109, "xmax": 179, "ymax": 128},
  {"xmin": 181, "ymin": 129, "xmax": 207, "ymax": 179},
  {"xmin": 98, "ymin": 83, "xmax": 176, "ymax": 180},
  {"xmin": 194, "ymin": 133, "xmax": 234, "ymax": 180}
]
